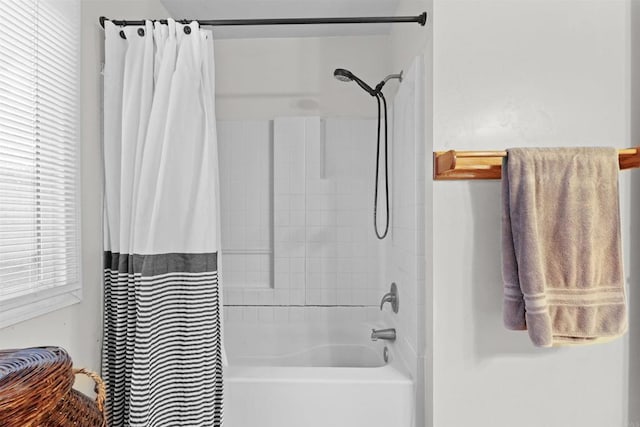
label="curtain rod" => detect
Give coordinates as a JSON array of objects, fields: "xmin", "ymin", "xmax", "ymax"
[{"xmin": 99, "ymin": 13, "xmax": 427, "ymax": 29}]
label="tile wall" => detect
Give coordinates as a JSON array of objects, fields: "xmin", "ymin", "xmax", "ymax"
[
  {"xmin": 223, "ymin": 305, "xmax": 381, "ymax": 324},
  {"xmin": 218, "ymin": 117, "xmax": 384, "ymax": 307},
  {"xmin": 306, "ymin": 118, "xmax": 382, "ymax": 306},
  {"xmin": 218, "ymin": 121, "xmax": 273, "ymax": 291},
  {"xmin": 381, "ymin": 57, "xmax": 425, "ymax": 390}
]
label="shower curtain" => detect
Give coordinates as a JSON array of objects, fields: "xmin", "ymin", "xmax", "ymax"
[{"xmin": 102, "ymin": 19, "xmax": 223, "ymax": 427}]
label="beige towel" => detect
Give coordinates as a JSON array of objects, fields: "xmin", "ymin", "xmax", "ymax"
[{"xmin": 502, "ymin": 147, "xmax": 627, "ymax": 347}]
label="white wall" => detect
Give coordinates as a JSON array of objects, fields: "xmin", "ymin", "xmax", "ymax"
[
  {"xmin": 432, "ymin": 1, "xmax": 631, "ymax": 427},
  {"xmin": 215, "ymin": 36, "xmax": 392, "ymax": 120}
]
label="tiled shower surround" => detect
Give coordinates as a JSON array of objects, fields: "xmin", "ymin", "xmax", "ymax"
[{"xmin": 219, "ymin": 117, "xmax": 382, "ymax": 307}]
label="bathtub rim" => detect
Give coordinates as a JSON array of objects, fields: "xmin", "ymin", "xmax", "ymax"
[{"xmin": 224, "ymin": 363, "xmax": 413, "ymax": 385}]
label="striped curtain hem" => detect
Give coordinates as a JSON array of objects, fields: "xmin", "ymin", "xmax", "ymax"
[{"xmin": 102, "ymin": 252, "xmax": 223, "ymax": 427}]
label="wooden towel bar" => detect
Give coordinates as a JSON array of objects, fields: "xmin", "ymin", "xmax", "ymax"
[{"xmin": 433, "ymin": 147, "xmax": 640, "ymax": 180}]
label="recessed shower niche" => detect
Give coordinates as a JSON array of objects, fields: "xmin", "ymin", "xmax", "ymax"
[{"xmin": 219, "ymin": 117, "xmax": 383, "ymax": 307}]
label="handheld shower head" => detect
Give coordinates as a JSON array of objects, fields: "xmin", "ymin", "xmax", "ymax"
[
  {"xmin": 333, "ymin": 66, "xmax": 402, "ymax": 240},
  {"xmin": 333, "ymin": 68, "xmax": 354, "ymax": 82},
  {"xmin": 333, "ymin": 68, "xmax": 377, "ymax": 96}
]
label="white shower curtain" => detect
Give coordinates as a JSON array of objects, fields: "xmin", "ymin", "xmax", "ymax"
[{"xmin": 102, "ymin": 19, "xmax": 223, "ymax": 427}]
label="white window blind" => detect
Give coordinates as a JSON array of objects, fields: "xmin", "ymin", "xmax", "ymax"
[{"xmin": 0, "ymin": 0, "xmax": 81, "ymax": 327}]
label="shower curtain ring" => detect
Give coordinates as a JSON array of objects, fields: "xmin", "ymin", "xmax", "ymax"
[{"xmin": 118, "ymin": 22, "xmax": 127, "ymax": 39}]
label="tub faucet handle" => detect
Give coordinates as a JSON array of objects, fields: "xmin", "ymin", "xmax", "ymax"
[{"xmin": 379, "ymin": 282, "xmax": 399, "ymax": 313}]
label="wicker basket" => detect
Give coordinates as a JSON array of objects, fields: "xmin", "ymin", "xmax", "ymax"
[{"xmin": 0, "ymin": 347, "xmax": 106, "ymax": 427}]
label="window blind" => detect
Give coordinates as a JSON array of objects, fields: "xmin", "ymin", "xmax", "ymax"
[{"xmin": 0, "ymin": 0, "xmax": 81, "ymax": 323}]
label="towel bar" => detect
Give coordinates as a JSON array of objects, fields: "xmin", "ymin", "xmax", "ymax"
[{"xmin": 433, "ymin": 147, "xmax": 640, "ymax": 180}]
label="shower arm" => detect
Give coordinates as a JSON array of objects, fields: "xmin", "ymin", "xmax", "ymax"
[{"xmin": 374, "ymin": 71, "xmax": 403, "ymax": 95}]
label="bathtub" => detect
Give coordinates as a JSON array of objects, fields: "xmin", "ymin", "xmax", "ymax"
[{"xmin": 223, "ymin": 321, "xmax": 414, "ymax": 427}]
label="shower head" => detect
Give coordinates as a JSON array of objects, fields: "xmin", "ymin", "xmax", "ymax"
[
  {"xmin": 333, "ymin": 67, "xmax": 395, "ymax": 240},
  {"xmin": 333, "ymin": 68, "xmax": 377, "ymax": 96},
  {"xmin": 333, "ymin": 68, "xmax": 354, "ymax": 82}
]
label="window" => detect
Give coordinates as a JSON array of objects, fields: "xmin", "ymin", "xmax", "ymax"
[{"xmin": 0, "ymin": 0, "xmax": 81, "ymax": 327}]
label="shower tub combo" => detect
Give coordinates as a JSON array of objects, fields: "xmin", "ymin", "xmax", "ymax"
[
  {"xmin": 224, "ymin": 321, "xmax": 414, "ymax": 427},
  {"xmin": 220, "ymin": 59, "xmax": 423, "ymax": 427}
]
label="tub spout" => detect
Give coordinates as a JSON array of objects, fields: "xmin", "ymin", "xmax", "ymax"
[{"xmin": 371, "ymin": 328, "xmax": 396, "ymax": 342}]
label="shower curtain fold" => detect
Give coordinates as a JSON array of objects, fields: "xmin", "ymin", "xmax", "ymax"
[{"xmin": 102, "ymin": 19, "xmax": 223, "ymax": 427}]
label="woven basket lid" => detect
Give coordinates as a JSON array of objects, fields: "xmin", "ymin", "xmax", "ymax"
[{"xmin": 0, "ymin": 347, "xmax": 75, "ymax": 426}]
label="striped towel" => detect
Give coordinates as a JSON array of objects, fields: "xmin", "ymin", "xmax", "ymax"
[{"xmin": 501, "ymin": 147, "xmax": 627, "ymax": 347}]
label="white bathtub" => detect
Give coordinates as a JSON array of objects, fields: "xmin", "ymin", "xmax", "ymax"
[{"xmin": 223, "ymin": 322, "xmax": 414, "ymax": 427}]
